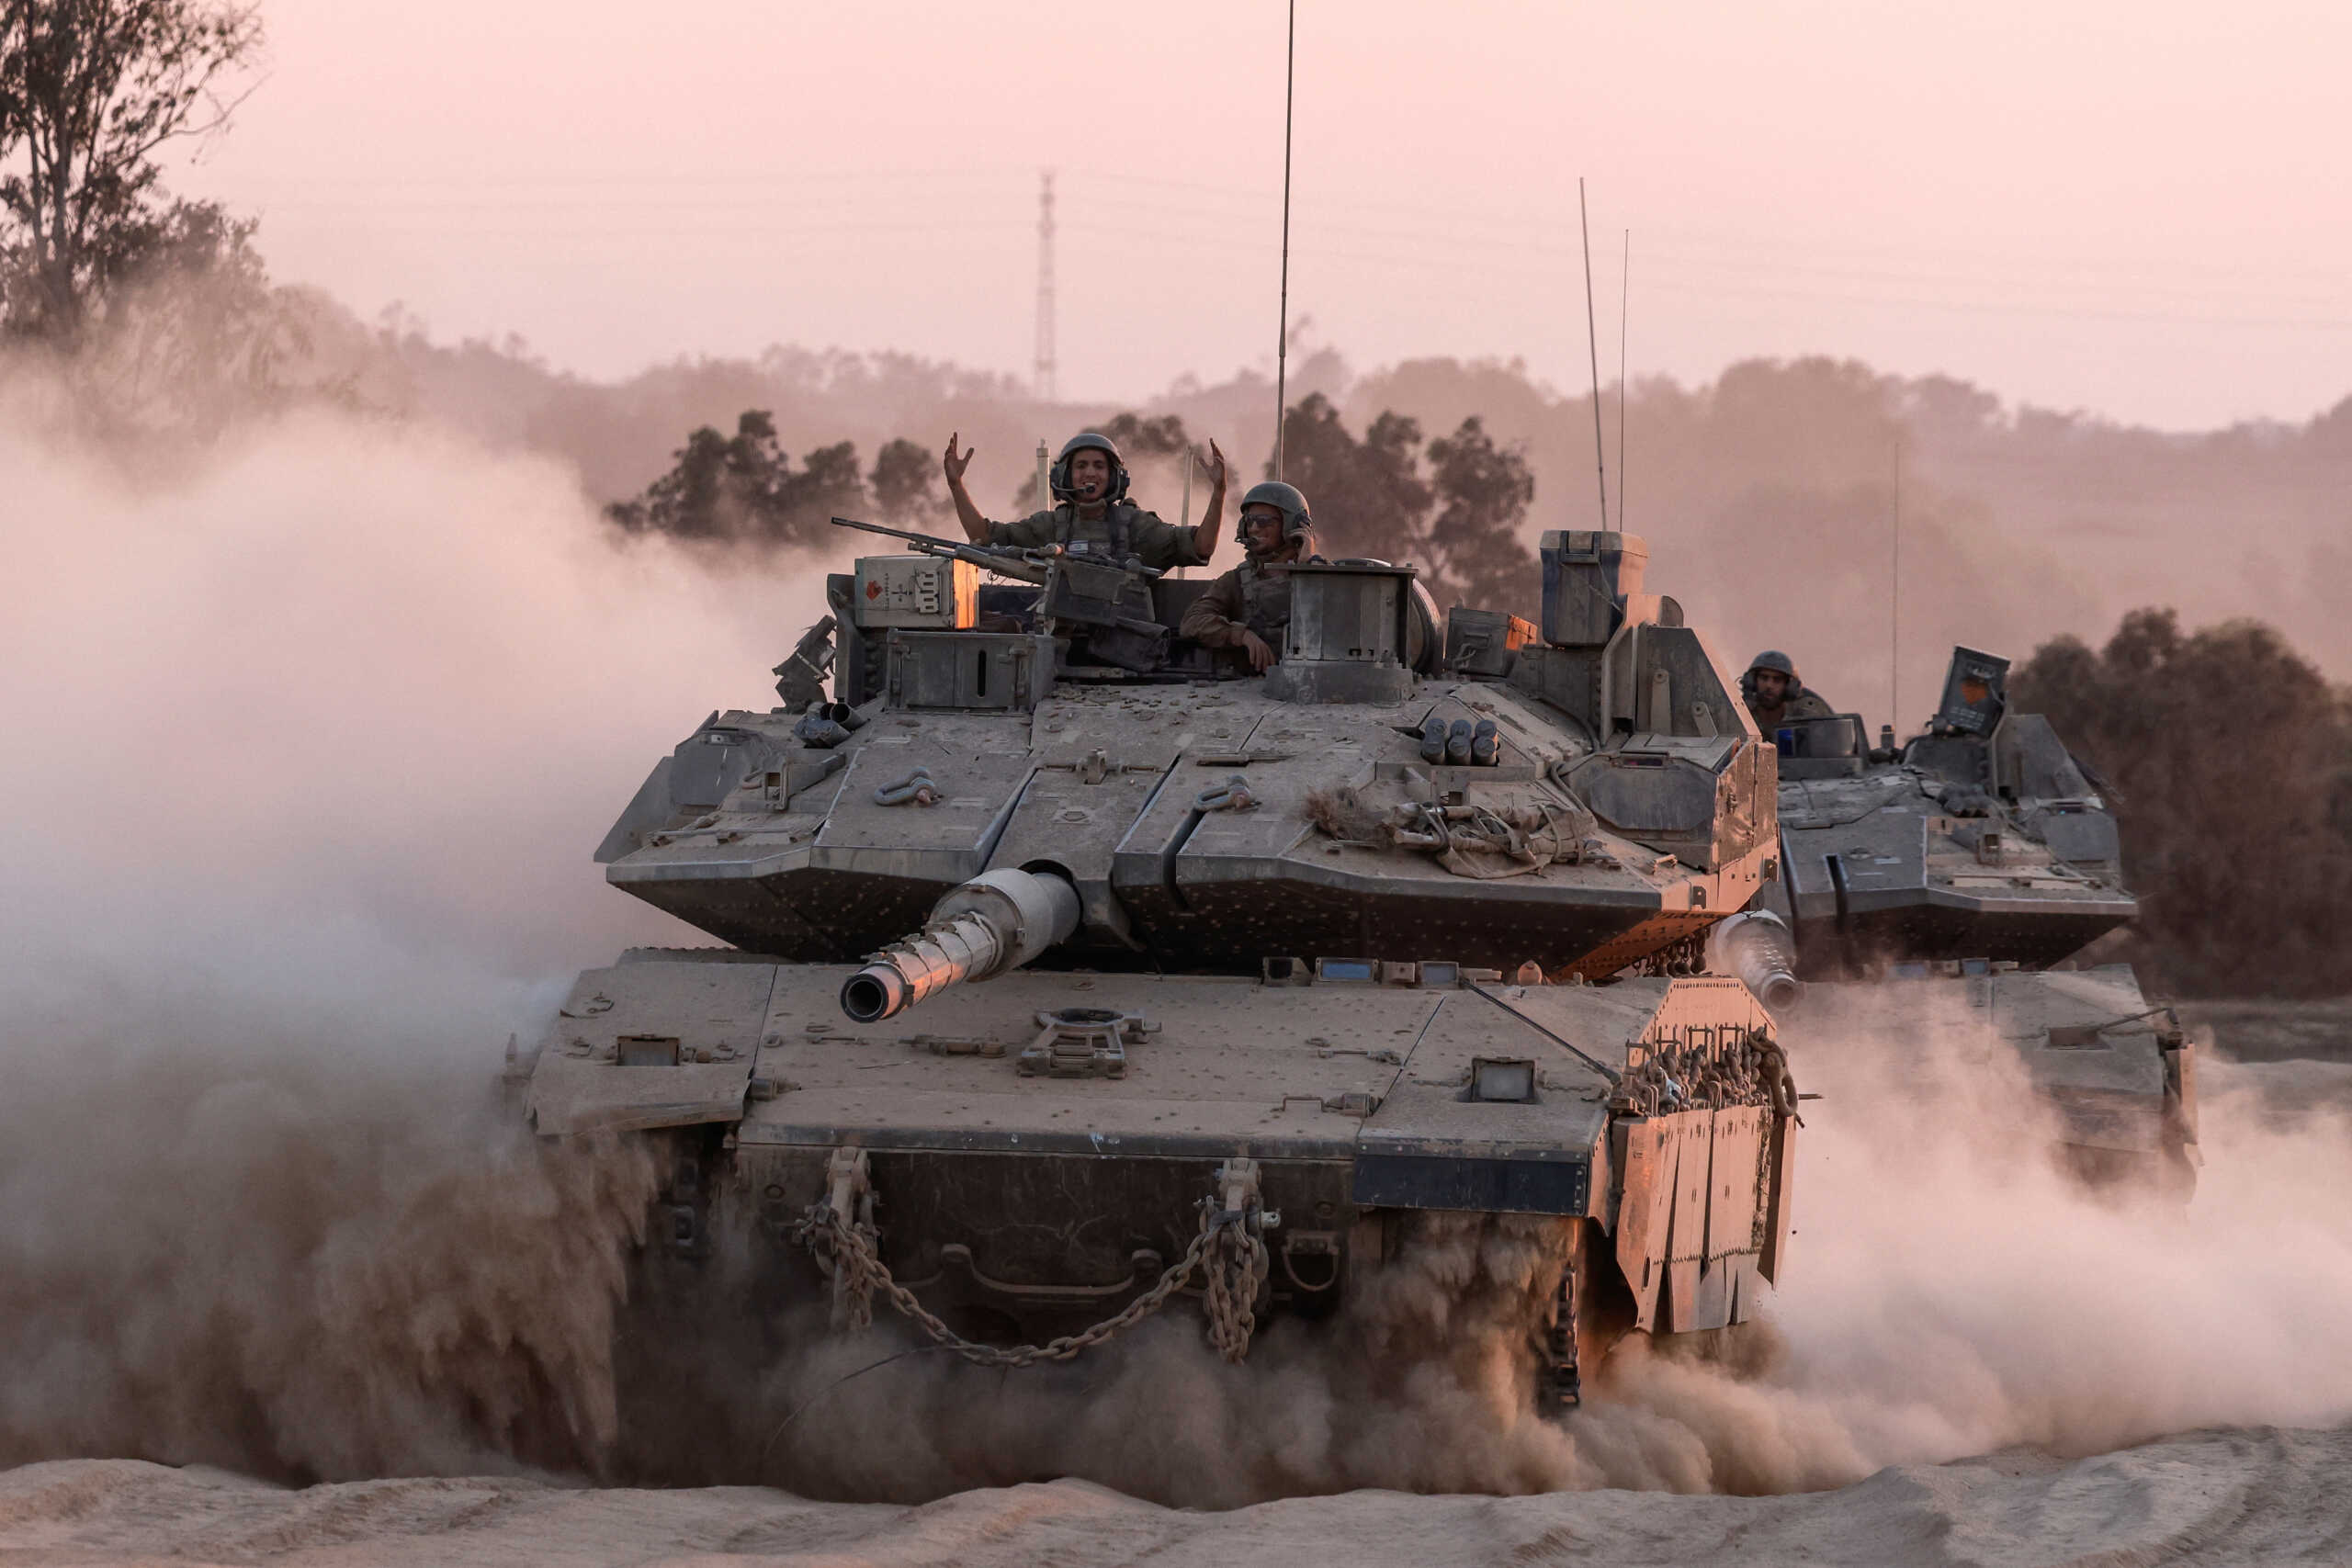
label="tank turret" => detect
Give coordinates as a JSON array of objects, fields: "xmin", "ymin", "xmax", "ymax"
[{"xmin": 590, "ymin": 525, "xmax": 1779, "ymax": 981}]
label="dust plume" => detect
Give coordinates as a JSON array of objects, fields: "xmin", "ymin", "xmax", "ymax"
[
  {"xmin": 0, "ymin": 386, "xmax": 797, "ymax": 1481},
  {"xmin": 1753, "ymin": 992, "xmax": 2352, "ymax": 1464},
  {"xmin": 711, "ymin": 985, "xmax": 2352, "ymax": 1508},
  {"xmin": 1545, "ymin": 986, "xmax": 2352, "ymax": 1495}
]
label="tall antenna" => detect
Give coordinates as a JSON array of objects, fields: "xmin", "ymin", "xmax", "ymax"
[
  {"xmin": 1034, "ymin": 169, "xmax": 1057, "ymax": 402},
  {"xmin": 1890, "ymin": 435, "xmax": 1904, "ymax": 731},
  {"xmin": 1273, "ymin": 0, "xmax": 1297, "ymax": 479},
  {"xmin": 1618, "ymin": 228, "xmax": 1629, "ymax": 532},
  {"xmin": 1577, "ymin": 177, "xmax": 1608, "ymax": 530}
]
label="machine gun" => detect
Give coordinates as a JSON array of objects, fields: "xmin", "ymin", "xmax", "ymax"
[
  {"xmin": 829, "ymin": 515, "xmax": 1080, "ymax": 586},
  {"xmin": 830, "ymin": 516, "xmax": 1172, "ymax": 673}
]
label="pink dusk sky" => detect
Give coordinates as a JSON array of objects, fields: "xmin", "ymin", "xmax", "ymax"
[{"xmin": 179, "ymin": 0, "xmax": 2349, "ymax": 428}]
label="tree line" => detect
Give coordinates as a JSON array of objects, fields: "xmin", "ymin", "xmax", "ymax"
[{"xmin": 606, "ymin": 395, "xmax": 1540, "ymax": 610}]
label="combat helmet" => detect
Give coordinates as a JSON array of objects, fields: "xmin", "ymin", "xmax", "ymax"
[
  {"xmin": 1742, "ymin": 649, "xmax": 1801, "ymax": 701},
  {"xmin": 1049, "ymin": 432, "xmax": 1131, "ymax": 504},
  {"xmin": 1235, "ymin": 479, "xmax": 1314, "ymax": 553}
]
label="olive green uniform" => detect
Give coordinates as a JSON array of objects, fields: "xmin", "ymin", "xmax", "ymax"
[
  {"xmin": 1181, "ymin": 556, "xmax": 1297, "ymax": 651},
  {"xmin": 986, "ymin": 502, "xmax": 1205, "ymax": 572}
]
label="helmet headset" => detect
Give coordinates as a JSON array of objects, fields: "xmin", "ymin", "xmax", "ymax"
[
  {"xmin": 1048, "ymin": 433, "xmax": 1131, "ymax": 504},
  {"xmin": 1236, "ymin": 479, "xmax": 1313, "ymax": 553}
]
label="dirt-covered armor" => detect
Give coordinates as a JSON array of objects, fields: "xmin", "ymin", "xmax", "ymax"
[{"xmin": 514, "ymin": 522, "xmax": 1805, "ymax": 1439}]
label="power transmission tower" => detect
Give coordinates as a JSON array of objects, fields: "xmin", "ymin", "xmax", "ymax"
[{"xmin": 1034, "ymin": 169, "xmax": 1057, "ymax": 403}]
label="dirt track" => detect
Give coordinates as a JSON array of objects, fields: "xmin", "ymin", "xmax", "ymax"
[{"xmin": 6, "ymin": 1426, "xmax": 2351, "ymax": 1566}]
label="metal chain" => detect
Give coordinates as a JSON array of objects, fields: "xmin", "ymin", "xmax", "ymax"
[
  {"xmin": 1203, "ymin": 1214, "xmax": 1269, "ymax": 1362},
  {"xmin": 1620, "ymin": 1026, "xmax": 1797, "ymax": 1118},
  {"xmin": 793, "ymin": 1203, "xmax": 1270, "ymax": 1369}
]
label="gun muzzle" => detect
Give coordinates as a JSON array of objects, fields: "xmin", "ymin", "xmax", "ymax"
[
  {"xmin": 1707, "ymin": 910, "xmax": 1803, "ymax": 1011},
  {"xmin": 840, "ymin": 868, "xmax": 1082, "ymax": 1022}
]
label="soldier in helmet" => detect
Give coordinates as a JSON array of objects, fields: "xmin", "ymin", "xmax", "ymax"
[
  {"xmin": 1181, "ymin": 480, "xmax": 1322, "ymax": 671},
  {"xmin": 942, "ymin": 430, "xmax": 1226, "ymax": 572},
  {"xmin": 1742, "ymin": 650, "xmax": 1837, "ymax": 731}
]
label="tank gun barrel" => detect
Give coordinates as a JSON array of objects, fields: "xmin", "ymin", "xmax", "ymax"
[
  {"xmin": 1707, "ymin": 911, "xmax": 1802, "ymax": 1011},
  {"xmin": 840, "ymin": 868, "xmax": 1082, "ymax": 1022},
  {"xmin": 829, "ymin": 515, "xmax": 1054, "ymax": 586}
]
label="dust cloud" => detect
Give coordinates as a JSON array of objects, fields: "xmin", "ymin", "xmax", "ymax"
[
  {"xmin": 2, "ymin": 385, "xmax": 2349, "ymax": 1507},
  {"xmin": 1755, "ymin": 995, "xmax": 2352, "ymax": 1467},
  {"xmin": 662, "ymin": 987, "xmax": 2352, "ymax": 1509},
  {"xmin": 0, "ymin": 389, "xmax": 799, "ymax": 1481}
]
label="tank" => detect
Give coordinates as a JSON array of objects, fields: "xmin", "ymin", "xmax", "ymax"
[
  {"xmin": 511, "ymin": 522, "xmax": 1805, "ymax": 1439},
  {"xmin": 1755, "ymin": 646, "xmax": 2198, "ymax": 1189}
]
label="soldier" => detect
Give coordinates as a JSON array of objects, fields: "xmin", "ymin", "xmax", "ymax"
[
  {"xmin": 1743, "ymin": 650, "xmax": 1837, "ymax": 731},
  {"xmin": 1181, "ymin": 480, "xmax": 1321, "ymax": 671},
  {"xmin": 943, "ymin": 430, "xmax": 1226, "ymax": 573}
]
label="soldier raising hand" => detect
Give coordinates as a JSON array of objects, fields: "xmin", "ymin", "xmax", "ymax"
[{"xmin": 943, "ymin": 430, "xmax": 1222, "ymax": 573}]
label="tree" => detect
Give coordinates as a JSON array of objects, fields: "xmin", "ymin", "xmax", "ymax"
[
  {"xmin": 1418, "ymin": 415, "xmax": 1537, "ymax": 609},
  {"xmin": 868, "ymin": 436, "xmax": 944, "ymax": 527},
  {"xmin": 2010, "ymin": 609, "xmax": 2352, "ymax": 995},
  {"xmin": 1272, "ymin": 392, "xmax": 1534, "ymax": 609},
  {"xmin": 0, "ymin": 0, "xmax": 266, "ymax": 346},
  {"xmin": 606, "ymin": 410, "xmax": 873, "ymax": 549},
  {"xmin": 1277, "ymin": 393, "xmax": 1429, "ymax": 561},
  {"xmin": 1096, "ymin": 410, "xmax": 1188, "ymax": 459}
]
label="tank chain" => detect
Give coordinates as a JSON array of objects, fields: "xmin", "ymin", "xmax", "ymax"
[
  {"xmin": 1616, "ymin": 1027, "xmax": 1799, "ymax": 1120},
  {"xmin": 792, "ymin": 1201, "xmax": 1271, "ymax": 1369}
]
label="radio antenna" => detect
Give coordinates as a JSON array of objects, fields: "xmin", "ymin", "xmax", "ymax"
[
  {"xmin": 1273, "ymin": 0, "xmax": 1297, "ymax": 480},
  {"xmin": 1889, "ymin": 435, "xmax": 1904, "ymax": 731},
  {"xmin": 1618, "ymin": 228, "xmax": 1629, "ymax": 532},
  {"xmin": 1578, "ymin": 178, "xmax": 1609, "ymax": 530}
]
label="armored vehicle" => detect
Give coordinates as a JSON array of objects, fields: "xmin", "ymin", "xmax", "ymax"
[
  {"xmin": 1749, "ymin": 646, "xmax": 2196, "ymax": 1187},
  {"xmin": 512, "ymin": 523, "xmax": 1804, "ymax": 1436}
]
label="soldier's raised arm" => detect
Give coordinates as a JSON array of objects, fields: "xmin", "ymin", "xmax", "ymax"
[
  {"xmin": 943, "ymin": 433, "xmax": 989, "ymax": 545},
  {"xmin": 1191, "ymin": 439, "xmax": 1229, "ymax": 565}
]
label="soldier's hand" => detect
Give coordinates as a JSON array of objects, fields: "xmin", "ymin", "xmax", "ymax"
[
  {"xmin": 1241, "ymin": 630, "xmax": 1275, "ymax": 672},
  {"xmin": 1202, "ymin": 438, "xmax": 1228, "ymax": 490},
  {"xmin": 943, "ymin": 434, "xmax": 974, "ymax": 486}
]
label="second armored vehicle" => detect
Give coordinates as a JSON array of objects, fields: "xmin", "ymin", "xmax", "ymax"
[{"xmin": 1749, "ymin": 646, "xmax": 2197, "ymax": 1188}]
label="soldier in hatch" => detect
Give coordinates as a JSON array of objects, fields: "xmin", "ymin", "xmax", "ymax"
[
  {"xmin": 1181, "ymin": 480, "xmax": 1322, "ymax": 671},
  {"xmin": 942, "ymin": 430, "xmax": 1226, "ymax": 573},
  {"xmin": 1742, "ymin": 649, "xmax": 1837, "ymax": 731}
]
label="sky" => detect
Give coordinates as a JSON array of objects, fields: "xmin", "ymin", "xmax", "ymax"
[{"xmin": 175, "ymin": 0, "xmax": 2352, "ymax": 430}]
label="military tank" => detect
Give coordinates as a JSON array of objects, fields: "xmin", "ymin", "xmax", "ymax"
[
  {"xmin": 1746, "ymin": 646, "xmax": 2197, "ymax": 1188},
  {"xmin": 511, "ymin": 522, "xmax": 1804, "ymax": 1438}
]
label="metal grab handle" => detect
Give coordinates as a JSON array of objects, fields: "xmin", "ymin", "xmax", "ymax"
[
  {"xmin": 1194, "ymin": 774, "xmax": 1258, "ymax": 812},
  {"xmin": 874, "ymin": 768, "xmax": 939, "ymax": 807}
]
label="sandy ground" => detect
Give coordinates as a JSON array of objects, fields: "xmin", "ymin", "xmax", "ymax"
[{"xmin": 4, "ymin": 1427, "xmax": 2351, "ymax": 1566}]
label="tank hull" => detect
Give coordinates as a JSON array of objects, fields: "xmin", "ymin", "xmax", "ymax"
[{"xmin": 520, "ymin": 956, "xmax": 1799, "ymax": 1396}]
